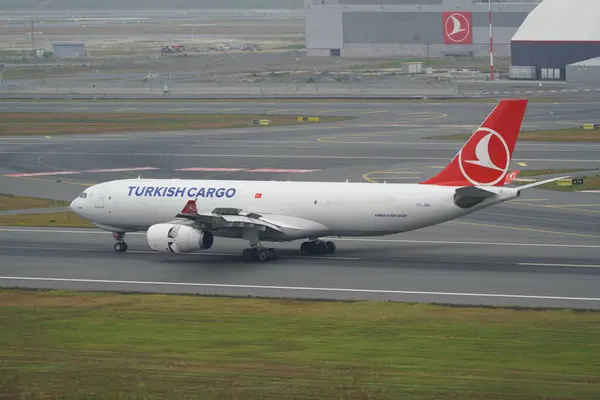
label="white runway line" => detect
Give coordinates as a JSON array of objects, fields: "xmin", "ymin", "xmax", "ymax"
[{"xmin": 0, "ymin": 276, "xmax": 599, "ymax": 302}]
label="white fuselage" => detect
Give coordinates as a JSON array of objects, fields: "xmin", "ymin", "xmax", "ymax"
[{"xmin": 70, "ymin": 178, "xmax": 519, "ymax": 241}]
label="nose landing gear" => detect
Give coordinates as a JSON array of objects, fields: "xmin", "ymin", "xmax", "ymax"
[{"xmin": 113, "ymin": 232, "xmax": 128, "ymax": 252}]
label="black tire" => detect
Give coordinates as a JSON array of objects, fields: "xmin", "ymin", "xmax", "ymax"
[
  {"xmin": 267, "ymin": 249, "xmax": 278, "ymax": 260},
  {"xmin": 300, "ymin": 242, "xmax": 311, "ymax": 255},
  {"xmin": 258, "ymin": 250, "xmax": 269, "ymax": 262},
  {"xmin": 317, "ymin": 242, "xmax": 328, "ymax": 255},
  {"xmin": 114, "ymin": 242, "xmax": 126, "ymax": 252},
  {"xmin": 325, "ymin": 241, "xmax": 336, "ymax": 254},
  {"xmin": 242, "ymin": 248, "xmax": 253, "ymax": 262}
]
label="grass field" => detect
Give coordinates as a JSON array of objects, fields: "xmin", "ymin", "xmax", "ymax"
[
  {"xmin": 516, "ymin": 169, "xmax": 591, "ymax": 177},
  {"xmin": 0, "ymin": 211, "xmax": 95, "ymax": 227},
  {"xmin": 510, "ymin": 169, "xmax": 600, "ymax": 191},
  {"xmin": 0, "ymin": 193, "xmax": 69, "ymax": 211},
  {"xmin": 538, "ymin": 175, "xmax": 600, "ymax": 192},
  {"xmin": 0, "ymin": 113, "xmax": 352, "ymax": 136},
  {"xmin": 1, "ymin": 289, "xmax": 599, "ymax": 399},
  {"xmin": 426, "ymin": 128, "xmax": 600, "ymax": 142}
]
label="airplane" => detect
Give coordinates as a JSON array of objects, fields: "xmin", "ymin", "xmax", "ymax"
[{"xmin": 69, "ymin": 99, "xmax": 567, "ymax": 262}]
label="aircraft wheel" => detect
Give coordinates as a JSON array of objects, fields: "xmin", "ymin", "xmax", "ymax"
[
  {"xmin": 300, "ymin": 242, "xmax": 311, "ymax": 255},
  {"xmin": 316, "ymin": 242, "xmax": 328, "ymax": 255},
  {"xmin": 267, "ymin": 248, "xmax": 278, "ymax": 261},
  {"xmin": 258, "ymin": 250, "xmax": 270, "ymax": 262},
  {"xmin": 325, "ymin": 241, "xmax": 336, "ymax": 254},
  {"xmin": 242, "ymin": 248, "xmax": 254, "ymax": 262},
  {"xmin": 114, "ymin": 242, "xmax": 127, "ymax": 252}
]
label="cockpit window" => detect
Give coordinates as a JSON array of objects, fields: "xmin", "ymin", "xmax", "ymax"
[{"xmin": 79, "ymin": 193, "xmax": 87, "ymax": 199}]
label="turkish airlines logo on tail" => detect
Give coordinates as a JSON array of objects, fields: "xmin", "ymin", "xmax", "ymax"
[
  {"xmin": 458, "ymin": 128, "xmax": 510, "ymax": 186},
  {"xmin": 443, "ymin": 12, "xmax": 472, "ymax": 44}
]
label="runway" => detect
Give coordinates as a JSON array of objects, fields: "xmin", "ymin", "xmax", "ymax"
[{"xmin": 1, "ymin": 99, "xmax": 599, "ymax": 309}]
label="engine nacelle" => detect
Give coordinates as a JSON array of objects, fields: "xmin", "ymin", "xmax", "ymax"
[{"xmin": 146, "ymin": 223, "xmax": 214, "ymax": 253}]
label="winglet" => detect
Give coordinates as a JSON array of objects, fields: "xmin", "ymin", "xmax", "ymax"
[
  {"xmin": 420, "ymin": 99, "xmax": 528, "ymax": 187},
  {"xmin": 180, "ymin": 199, "xmax": 198, "ymax": 215}
]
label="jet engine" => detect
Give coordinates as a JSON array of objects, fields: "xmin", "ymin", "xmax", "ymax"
[{"xmin": 146, "ymin": 223, "xmax": 214, "ymax": 253}]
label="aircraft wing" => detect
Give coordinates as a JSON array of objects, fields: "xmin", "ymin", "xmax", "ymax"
[{"xmin": 168, "ymin": 200, "xmax": 327, "ymax": 236}]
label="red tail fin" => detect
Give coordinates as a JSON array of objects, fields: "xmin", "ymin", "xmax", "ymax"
[{"xmin": 421, "ymin": 99, "xmax": 528, "ymax": 187}]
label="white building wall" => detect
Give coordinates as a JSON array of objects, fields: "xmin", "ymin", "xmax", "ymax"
[{"xmin": 305, "ymin": 0, "xmax": 538, "ymax": 58}]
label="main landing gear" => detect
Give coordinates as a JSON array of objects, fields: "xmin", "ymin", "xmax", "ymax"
[
  {"xmin": 113, "ymin": 232, "xmax": 128, "ymax": 252},
  {"xmin": 241, "ymin": 230, "xmax": 337, "ymax": 262},
  {"xmin": 300, "ymin": 239, "xmax": 336, "ymax": 256},
  {"xmin": 242, "ymin": 246, "xmax": 278, "ymax": 262}
]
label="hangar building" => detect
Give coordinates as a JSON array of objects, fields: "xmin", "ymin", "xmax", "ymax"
[
  {"xmin": 304, "ymin": 0, "xmax": 540, "ymax": 58},
  {"xmin": 511, "ymin": 0, "xmax": 600, "ymax": 81}
]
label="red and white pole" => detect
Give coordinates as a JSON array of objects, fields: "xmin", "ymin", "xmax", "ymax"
[{"xmin": 489, "ymin": 0, "xmax": 494, "ymax": 80}]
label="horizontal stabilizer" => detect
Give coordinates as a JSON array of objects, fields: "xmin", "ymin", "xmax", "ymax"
[
  {"xmin": 516, "ymin": 175, "xmax": 571, "ymax": 190},
  {"xmin": 454, "ymin": 186, "xmax": 496, "ymax": 209}
]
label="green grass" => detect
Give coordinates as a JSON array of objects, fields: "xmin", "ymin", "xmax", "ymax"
[
  {"xmin": 0, "ymin": 193, "xmax": 69, "ymax": 211},
  {"xmin": 427, "ymin": 128, "xmax": 600, "ymax": 142},
  {"xmin": 0, "ymin": 113, "xmax": 353, "ymax": 136},
  {"xmin": 537, "ymin": 175, "xmax": 600, "ymax": 192},
  {"xmin": 1, "ymin": 289, "xmax": 599, "ymax": 399},
  {"xmin": 516, "ymin": 169, "xmax": 592, "ymax": 177},
  {"xmin": 0, "ymin": 211, "xmax": 95, "ymax": 227}
]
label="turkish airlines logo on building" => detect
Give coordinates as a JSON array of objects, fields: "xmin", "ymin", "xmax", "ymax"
[{"xmin": 443, "ymin": 12, "xmax": 473, "ymax": 44}]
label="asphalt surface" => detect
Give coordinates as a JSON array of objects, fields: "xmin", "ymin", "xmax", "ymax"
[{"xmin": 1, "ymin": 99, "xmax": 599, "ymax": 309}]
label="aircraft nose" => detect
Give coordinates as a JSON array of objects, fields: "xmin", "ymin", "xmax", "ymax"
[{"xmin": 70, "ymin": 198, "xmax": 81, "ymax": 212}]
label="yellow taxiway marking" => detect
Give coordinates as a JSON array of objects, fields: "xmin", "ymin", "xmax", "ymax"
[
  {"xmin": 115, "ymin": 108, "xmax": 138, "ymax": 112},
  {"xmin": 318, "ymin": 109, "xmax": 342, "ymax": 113},
  {"xmin": 360, "ymin": 110, "xmax": 388, "ymax": 114},
  {"xmin": 265, "ymin": 109, "xmax": 292, "ymax": 113},
  {"xmin": 552, "ymin": 204, "xmax": 600, "ymax": 207},
  {"xmin": 509, "ymin": 199, "xmax": 548, "ymax": 202},
  {"xmin": 506, "ymin": 201, "xmax": 600, "ymax": 214},
  {"xmin": 216, "ymin": 108, "xmax": 241, "ymax": 112},
  {"xmin": 167, "ymin": 108, "xmax": 191, "ymax": 112},
  {"xmin": 65, "ymin": 107, "xmax": 88, "ymax": 111},
  {"xmin": 362, "ymin": 168, "xmax": 425, "ymax": 183},
  {"xmin": 518, "ymin": 162, "xmax": 528, "ymax": 166},
  {"xmin": 451, "ymin": 221, "xmax": 600, "ymax": 239}
]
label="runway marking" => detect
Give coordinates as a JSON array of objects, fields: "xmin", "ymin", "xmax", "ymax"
[
  {"xmin": 0, "ymin": 246, "xmax": 359, "ymax": 260},
  {"xmin": 175, "ymin": 167, "xmax": 245, "ymax": 172},
  {"xmin": 518, "ymin": 263, "xmax": 600, "ymax": 269},
  {"xmin": 216, "ymin": 108, "xmax": 241, "ymax": 112},
  {"xmin": 5, "ymin": 167, "xmax": 159, "ymax": 177},
  {"xmin": 65, "ymin": 107, "xmax": 88, "ymax": 111},
  {"xmin": 506, "ymin": 202, "xmax": 600, "ymax": 215},
  {"xmin": 1, "ymin": 276, "xmax": 599, "ymax": 303},
  {"xmin": 451, "ymin": 221, "xmax": 600, "ymax": 239},
  {"xmin": 3, "ymin": 152, "xmax": 596, "ymax": 163},
  {"xmin": 1, "ymin": 228, "xmax": 598, "ymax": 249},
  {"xmin": 174, "ymin": 168, "xmax": 321, "ymax": 173},
  {"xmin": 115, "ymin": 108, "xmax": 138, "ymax": 112},
  {"xmin": 360, "ymin": 110, "xmax": 388, "ymax": 114},
  {"xmin": 245, "ymin": 168, "xmax": 321, "ymax": 173}
]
